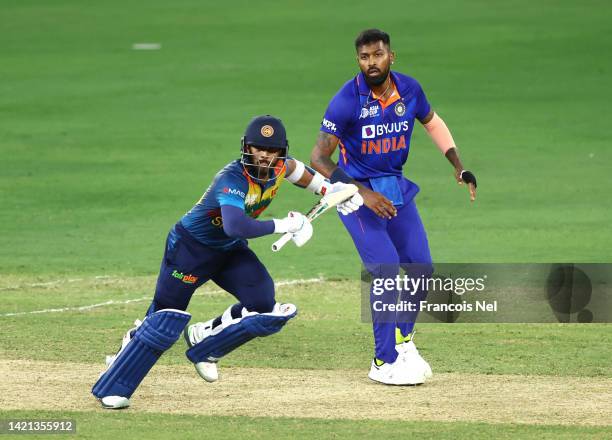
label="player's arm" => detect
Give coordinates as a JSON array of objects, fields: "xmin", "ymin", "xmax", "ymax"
[
  {"xmin": 285, "ymin": 157, "xmax": 363, "ymax": 215},
  {"xmin": 420, "ymin": 110, "xmax": 477, "ymax": 202},
  {"xmin": 216, "ymin": 174, "xmax": 310, "ymax": 242},
  {"xmin": 221, "ymin": 205, "xmax": 312, "ymax": 244},
  {"xmin": 310, "ymin": 131, "xmax": 397, "ymax": 219}
]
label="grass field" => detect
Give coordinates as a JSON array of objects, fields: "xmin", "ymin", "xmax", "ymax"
[{"xmin": 1, "ymin": 0, "xmax": 611, "ymax": 438}]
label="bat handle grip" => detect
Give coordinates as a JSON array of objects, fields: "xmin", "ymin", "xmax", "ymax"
[{"xmin": 271, "ymin": 232, "xmax": 292, "ymax": 252}]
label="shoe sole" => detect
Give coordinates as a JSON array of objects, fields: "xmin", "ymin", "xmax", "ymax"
[
  {"xmin": 99, "ymin": 398, "xmax": 130, "ymax": 410},
  {"xmin": 368, "ymin": 371, "xmax": 425, "ymax": 386},
  {"xmin": 368, "ymin": 377, "xmax": 423, "ymax": 386}
]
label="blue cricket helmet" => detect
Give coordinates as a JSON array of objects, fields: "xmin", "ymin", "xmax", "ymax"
[
  {"xmin": 241, "ymin": 115, "xmax": 289, "ymax": 150},
  {"xmin": 240, "ymin": 115, "xmax": 289, "ymax": 181}
]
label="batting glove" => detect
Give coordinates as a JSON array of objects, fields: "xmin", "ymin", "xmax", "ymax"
[
  {"xmin": 291, "ymin": 220, "xmax": 313, "ymax": 247},
  {"xmin": 273, "ymin": 211, "xmax": 309, "ymax": 234},
  {"xmin": 325, "ymin": 182, "xmax": 364, "ymax": 215}
]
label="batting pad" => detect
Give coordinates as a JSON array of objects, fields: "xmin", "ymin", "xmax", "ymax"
[
  {"xmin": 186, "ymin": 303, "xmax": 297, "ymax": 363},
  {"xmin": 92, "ymin": 309, "xmax": 191, "ymax": 399}
]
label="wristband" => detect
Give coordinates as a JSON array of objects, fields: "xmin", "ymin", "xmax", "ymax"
[
  {"xmin": 286, "ymin": 160, "xmax": 305, "ymax": 183},
  {"xmin": 306, "ymin": 172, "xmax": 326, "ymax": 194},
  {"xmin": 330, "ymin": 167, "xmax": 353, "ymax": 184}
]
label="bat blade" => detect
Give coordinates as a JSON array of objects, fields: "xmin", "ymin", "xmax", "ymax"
[{"xmin": 271, "ymin": 184, "xmax": 359, "ymax": 252}]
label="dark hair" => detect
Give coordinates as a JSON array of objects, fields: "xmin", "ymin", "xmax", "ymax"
[{"xmin": 354, "ymin": 29, "xmax": 391, "ymax": 49}]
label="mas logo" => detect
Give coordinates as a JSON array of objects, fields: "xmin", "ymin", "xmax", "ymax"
[
  {"xmin": 223, "ymin": 187, "xmax": 246, "ymax": 198},
  {"xmin": 172, "ymin": 270, "xmax": 199, "ymax": 284}
]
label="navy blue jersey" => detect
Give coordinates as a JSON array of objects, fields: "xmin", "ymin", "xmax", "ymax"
[
  {"xmin": 320, "ymin": 71, "xmax": 431, "ymax": 180},
  {"xmin": 180, "ymin": 160, "xmax": 286, "ymax": 249}
]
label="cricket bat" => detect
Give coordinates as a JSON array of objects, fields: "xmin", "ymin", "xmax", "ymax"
[{"xmin": 271, "ymin": 184, "xmax": 359, "ymax": 252}]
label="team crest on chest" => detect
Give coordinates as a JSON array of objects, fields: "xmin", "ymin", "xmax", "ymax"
[{"xmin": 394, "ymin": 101, "xmax": 406, "ymax": 117}]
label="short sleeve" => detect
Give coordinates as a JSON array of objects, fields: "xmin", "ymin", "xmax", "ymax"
[
  {"xmin": 414, "ymin": 81, "xmax": 431, "ymax": 121},
  {"xmin": 320, "ymin": 89, "xmax": 354, "ymax": 139},
  {"xmin": 215, "ymin": 171, "xmax": 248, "ymax": 210}
]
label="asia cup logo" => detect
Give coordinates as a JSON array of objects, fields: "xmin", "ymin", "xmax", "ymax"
[{"xmin": 261, "ymin": 125, "xmax": 274, "ymax": 137}]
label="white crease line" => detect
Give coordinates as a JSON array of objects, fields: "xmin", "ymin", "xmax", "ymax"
[
  {"xmin": 0, "ymin": 277, "xmax": 325, "ymax": 317},
  {"xmin": 132, "ymin": 43, "xmax": 161, "ymax": 50},
  {"xmin": 0, "ymin": 275, "xmax": 114, "ymax": 291}
]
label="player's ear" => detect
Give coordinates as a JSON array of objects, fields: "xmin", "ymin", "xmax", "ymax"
[{"xmin": 390, "ymin": 50, "xmax": 396, "ymax": 64}]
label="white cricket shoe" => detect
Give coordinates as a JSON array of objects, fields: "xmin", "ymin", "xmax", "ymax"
[
  {"xmin": 184, "ymin": 320, "xmax": 219, "ymax": 383},
  {"xmin": 368, "ymin": 358, "xmax": 426, "ymax": 385},
  {"xmin": 396, "ymin": 340, "xmax": 433, "ymax": 379},
  {"xmin": 102, "ymin": 319, "xmax": 142, "ymax": 375},
  {"xmin": 99, "ymin": 395, "xmax": 130, "ymax": 409}
]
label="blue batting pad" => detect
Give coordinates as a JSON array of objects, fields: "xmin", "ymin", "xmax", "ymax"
[
  {"xmin": 92, "ymin": 309, "xmax": 191, "ymax": 399},
  {"xmin": 186, "ymin": 309, "xmax": 296, "ymax": 363}
]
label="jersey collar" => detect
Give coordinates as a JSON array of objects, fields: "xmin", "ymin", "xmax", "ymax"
[{"xmin": 356, "ymin": 71, "xmax": 402, "ymax": 109}]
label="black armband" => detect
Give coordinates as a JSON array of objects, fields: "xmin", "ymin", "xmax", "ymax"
[
  {"xmin": 460, "ymin": 170, "xmax": 477, "ymax": 188},
  {"xmin": 330, "ymin": 167, "xmax": 353, "ymax": 184}
]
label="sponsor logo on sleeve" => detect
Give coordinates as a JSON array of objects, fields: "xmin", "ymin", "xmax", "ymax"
[
  {"xmin": 223, "ymin": 187, "xmax": 246, "ymax": 198},
  {"xmin": 322, "ymin": 118, "xmax": 337, "ymax": 133}
]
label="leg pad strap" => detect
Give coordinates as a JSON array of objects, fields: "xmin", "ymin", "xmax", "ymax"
[{"xmin": 186, "ymin": 303, "xmax": 296, "ymax": 363}]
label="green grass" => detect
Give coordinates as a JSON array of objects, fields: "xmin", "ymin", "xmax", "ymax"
[
  {"xmin": 1, "ymin": 0, "xmax": 611, "ymax": 278},
  {"xmin": 2, "ymin": 410, "xmax": 610, "ymax": 440},
  {"xmin": 1, "ymin": 278, "xmax": 610, "ymax": 377},
  {"xmin": 1, "ymin": 0, "xmax": 611, "ymax": 437}
]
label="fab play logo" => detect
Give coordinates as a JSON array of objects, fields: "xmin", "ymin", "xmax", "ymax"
[{"xmin": 172, "ymin": 270, "xmax": 199, "ymax": 284}]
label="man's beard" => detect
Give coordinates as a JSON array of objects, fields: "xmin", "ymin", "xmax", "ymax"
[{"xmin": 364, "ymin": 67, "xmax": 390, "ymax": 87}]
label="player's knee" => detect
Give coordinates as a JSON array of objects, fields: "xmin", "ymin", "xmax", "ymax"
[
  {"xmin": 244, "ymin": 294, "xmax": 275, "ymax": 314},
  {"xmin": 242, "ymin": 275, "xmax": 275, "ymax": 313},
  {"xmin": 364, "ymin": 262, "xmax": 399, "ymax": 279}
]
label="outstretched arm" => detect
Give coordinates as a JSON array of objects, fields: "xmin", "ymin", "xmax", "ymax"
[
  {"xmin": 220, "ymin": 205, "xmax": 311, "ymax": 243},
  {"xmin": 421, "ymin": 111, "xmax": 477, "ymax": 202}
]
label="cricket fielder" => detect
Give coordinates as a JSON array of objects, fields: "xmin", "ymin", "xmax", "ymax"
[
  {"xmin": 92, "ymin": 115, "xmax": 363, "ymax": 409},
  {"xmin": 310, "ymin": 29, "xmax": 477, "ymax": 385}
]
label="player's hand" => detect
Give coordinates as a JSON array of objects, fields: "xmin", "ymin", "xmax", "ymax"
[
  {"xmin": 274, "ymin": 211, "xmax": 310, "ymax": 233},
  {"xmin": 325, "ymin": 182, "xmax": 364, "ymax": 215},
  {"xmin": 291, "ymin": 220, "xmax": 313, "ymax": 247},
  {"xmin": 360, "ymin": 188, "xmax": 397, "ymax": 219},
  {"xmin": 455, "ymin": 169, "xmax": 477, "ymax": 202}
]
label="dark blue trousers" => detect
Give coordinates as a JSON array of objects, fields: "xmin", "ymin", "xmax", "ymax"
[
  {"xmin": 150, "ymin": 223, "xmax": 275, "ymax": 314},
  {"xmin": 339, "ymin": 178, "xmax": 432, "ymax": 363}
]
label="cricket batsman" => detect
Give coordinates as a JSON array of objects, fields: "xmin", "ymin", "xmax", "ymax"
[
  {"xmin": 310, "ymin": 29, "xmax": 477, "ymax": 385},
  {"xmin": 92, "ymin": 115, "xmax": 363, "ymax": 409}
]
